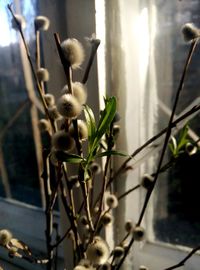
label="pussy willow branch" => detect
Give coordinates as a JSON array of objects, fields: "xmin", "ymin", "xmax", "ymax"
[
  {"xmin": 82, "ymin": 38, "xmax": 100, "ymax": 84},
  {"xmin": 41, "ymin": 150, "xmax": 53, "ymax": 270},
  {"xmin": 116, "ymin": 38, "xmax": 199, "ymax": 270},
  {"xmin": 110, "ymin": 92, "xmax": 200, "ymax": 186},
  {"xmin": 54, "ymin": 32, "xmax": 94, "ymax": 233},
  {"xmin": 51, "ymin": 201, "xmax": 85, "ymax": 250},
  {"xmin": 93, "ymin": 126, "xmax": 114, "ymax": 237},
  {"xmin": 117, "ymin": 184, "xmax": 141, "ymax": 201},
  {"xmin": 137, "ymin": 38, "xmax": 199, "ymax": 226},
  {"xmin": 7, "ymin": 4, "xmax": 55, "ymax": 132},
  {"xmin": 164, "ymin": 245, "xmax": 200, "ymax": 270},
  {"xmin": 35, "ymin": 29, "xmax": 45, "ymax": 94},
  {"xmin": 59, "ymin": 179, "xmax": 83, "ymax": 261}
]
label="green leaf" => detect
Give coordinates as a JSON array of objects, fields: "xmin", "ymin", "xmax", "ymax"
[
  {"xmin": 55, "ymin": 151, "xmax": 83, "ymax": 163},
  {"xmin": 91, "ymin": 97, "xmax": 116, "ymax": 154},
  {"xmin": 84, "ymin": 105, "xmax": 96, "ymax": 148},
  {"xmin": 177, "ymin": 125, "xmax": 189, "ymax": 150},
  {"xmin": 96, "ymin": 150, "xmax": 129, "ymax": 158}
]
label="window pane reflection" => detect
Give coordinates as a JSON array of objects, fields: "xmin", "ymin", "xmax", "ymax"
[
  {"xmin": 0, "ymin": 1, "xmax": 42, "ymax": 206},
  {"xmin": 154, "ymin": 0, "xmax": 200, "ymax": 248}
]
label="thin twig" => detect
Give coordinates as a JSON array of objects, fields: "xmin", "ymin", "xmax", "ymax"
[
  {"xmin": 59, "ymin": 179, "xmax": 83, "ymax": 261},
  {"xmin": 82, "ymin": 39, "xmax": 100, "ymax": 84},
  {"xmin": 164, "ymin": 245, "xmax": 200, "ymax": 270},
  {"xmin": 111, "ymin": 101, "xmax": 200, "ymax": 185},
  {"xmin": 116, "ymin": 38, "xmax": 199, "ymax": 270},
  {"xmin": 54, "ymin": 32, "xmax": 94, "ymax": 233},
  {"xmin": 117, "ymin": 184, "xmax": 141, "ymax": 201},
  {"xmin": 7, "ymin": 4, "xmax": 55, "ymax": 132},
  {"xmin": 137, "ymin": 38, "xmax": 199, "ymax": 227},
  {"xmin": 41, "ymin": 150, "xmax": 53, "ymax": 270}
]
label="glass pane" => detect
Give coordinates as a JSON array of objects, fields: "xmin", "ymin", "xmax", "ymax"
[
  {"xmin": 153, "ymin": 0, "xmax": 200, "ymax": 248},
  {"xmin": 0, "ymin": 1, "xmax": 42, "ymax": 207}
]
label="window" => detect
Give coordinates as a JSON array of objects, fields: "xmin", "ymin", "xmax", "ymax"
[
  {"xmin": 102, "ymin": 0, "xmax": 200, "ymax": 269},
  {"xmin": 0, "ymin": 1, "xmax": 98, "ymax": 269}
]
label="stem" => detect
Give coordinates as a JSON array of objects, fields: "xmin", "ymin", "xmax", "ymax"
[
  {"xmin": 59, "ymin": 179, "xmax": 83, "ymax": 261},
  {"xmin": 137, "ymin": 39, "xmax": 198, "ymax": 227},
  {"xmin": 115, "ymin": 236, "xmax": 135, "ymax": 270},
  {"xmin": 7, "ymin": 5, "xmax": 55, "ymax": 132},
  {"xmin": 117, "ymin": 184, "xmax": 141, "ymax": 201},
  {"xmin": 164, "ymin": 245, "xmax": 200, "ymax": 270},
  {"xmin": 54, "ymin": 32, "xmax": 94, "ymax": 233},
  {"xmin": 111, "ymin": 101, "xmax": 200, "ymax": 185},
  {"xmin": 51, "ymin": 201, "xmax": 85, "ymax": 250},
  {"xmin": 82, "ymin": 39, "xmax": 100, "ymax": 84},
  {"xmin": 41, "ymin": 150, "xmax": 53, "ymax": 270}
]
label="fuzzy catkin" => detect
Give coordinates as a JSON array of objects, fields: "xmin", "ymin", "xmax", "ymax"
[
  {"xmin": 48, "ymin": 105, "xmax": 60, "ymax": 120},
  {"xmin": 90, "ymin": 162, "xmax": 101, "ymax": 175},
  {"xmin": 101, "ymin": 213, "xmax": 113, "ymax": 226},
  {"xmin": 57, "ymin": 94, "xmax": 82, "ymax": 119},
  {"xmin": 106, "ymin": 194, "xmax": 118, "ymax": 209},
  {"xmin": 36, "ymin": 68, "xmax": 49, "ymax": 82},
  {"xmin": 133, "ymin": 226, "xmax": 145, "ymax": 241},
  {"xmin": 124, "ymin": 220, "xmax": 134, "ymax": 233},
  {"xmin": 61, "ymin": 39, "xmax": 85, "ymax": 69},
  {"xmin": 44, "ymin": 94, "xmax": 55, "ymax": 107},
  {"xmin": 141, "ymin": 174, "xmax": 154, "ymax": 190},
  {"xmin": 38, "ymin": 119, "xmax": 50, "ymax": 132},
  {"xmin": 182, "ymin": 23, "xmax": 200, "ymax": 42},
  {"xmin": 51, "ymin": 130, "xmax": 75, "ymax": 151},
  {"xmin": 62, "ymin": 82, "xmax": 87, "ymax": 105},
  {"xmin": 69, "ymin": 120, "xmax": 88, "ymax": 141},
  {"xmin": 34, "ymin": 16, "xmax": 50, "ymax": 31},
  {"xmin": 12, "ymin": 15, "xmax": 26, "ymax": 30},
  {"xmin": 86, "ymin": 236, "xmax": 110, "ymax": 265},
  {"xmin": 0, "ymin": 229, "xmax": 12, "ymax": 246}
]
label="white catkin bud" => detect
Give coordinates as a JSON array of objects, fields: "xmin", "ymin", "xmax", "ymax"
[
  {"xmin": 62, "ymin": 82, "xmax": 87, "ymax": 105},
  {"xmin": 69, "ymin": 120, "xmax": 88, "ymax": 141},
  {"xmin": 113, "ymin": 124, "xmax": 120, "ymax": 137},
  {"xmin": 57, "ymin": 94, "xmax": 82, "ymax": 119},
  {"xmin": 141, "ymin": 174, "xmax": 154, "ymax": 190},
  {"xmin": 34, "ymin": 16, "xmax": 50, "ymax": 31},
  {"xmin": 101, "ymin": 213, "xmax": 113, "ymax": 226},
  {"xmin": 106, "ymin": 194, "xmax": 118, "ymax": 209},
  {"xmin": 74, "ymin": 265, "xmax": 87, "ymax": 270},
  {"xmin": 113, "ymin": 246, "xmax": 124, "ymax": 258},
  {"xmin": 78, "ymin": 259, "xmax": 93, "ymax": 269},
  {"xmin": 182, "ymin": 23, "xmax": 200, "ymax": 42},
  {"xmin": 99, "ymin": 263, "xmax": 111, "ymax": 270},
  {"xmin": 86, "ymin": 236, "xmax": 110, "ymax": 265},
  {"xmin": 0, "ymin": 229, "xmax": 12, "ymax": 246},
  {"xmin": 61, "ymin": 38, "xmax": 85, "ymax": 69},
  {"xmin": 80, "ymin": 215, "xmax": 88, "ymax": 226},
  {"xmin": 83, "ymin": 224, "xmax": 90, "ymax": 237},
  {"xmin": 133, "ymin": 226, "xmax": 145, "ymax": 241},
  {"xmin": 185, "ymin": 142, "xmax": 197, "ymax": 156},
  {"xmin": 48, "ymin": 105, "xmax": 60, "ymax": 120},
  {"xmin": 38, "ymin": 119, "xmax": 50, "ymax": 132},
  {"xmin": 69, "ymin": 175, "xmax": 80, "ymax": 188},
  {"xmin": 52, "ymin": 130, "xmax": 75, "ymax": 151},
  {"xmin": 36, "ymin": 68, "xmax": 49, "ymax": 82},
  {"xmin": 139, "ymin": 266, "xmax": 149, "ymax": 270},
  {"xmin": 11, "ymin": 15, "xmax": 26, "ymax": 30},
  {"xmin": 44, "ymin": 94, "xmax": 55, "ymax": 107},
  {"xmin": 90, "ymin": 162, "xmax": 101, "ymax": 175},
  {"xmin": 125, "ymin": 220, "xmax": 134, "ymax": 233},
  {"xmin": 67, "ymin": 230, "xmax": 74, "ymax": 240}
]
